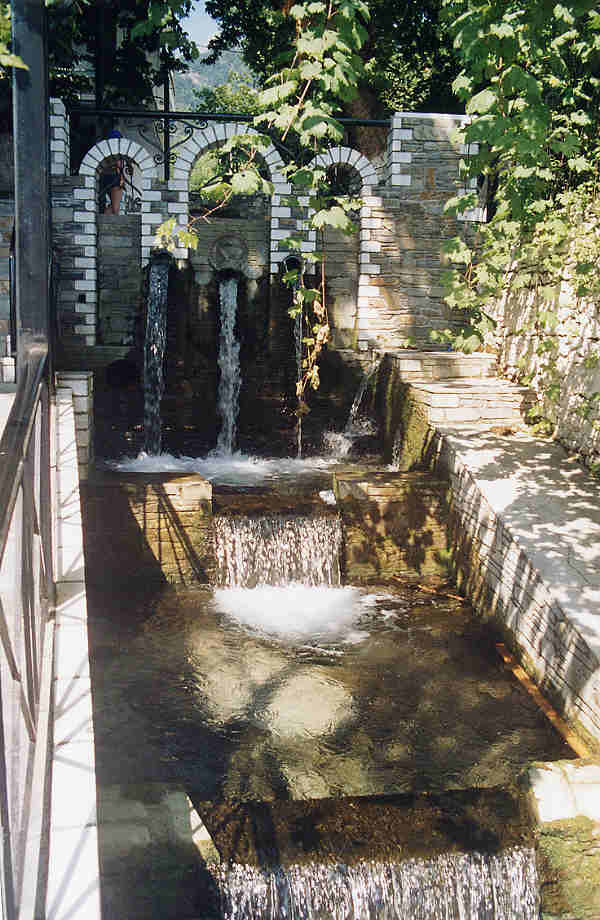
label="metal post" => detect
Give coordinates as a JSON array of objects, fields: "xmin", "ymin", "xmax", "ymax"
[
  {"xmin": 163, "ymin": 69, "xmax": 170, "ymax": 182},
  {"xmin": 11, "ymin": 0, "xmax": 50, "ymax": 376}
]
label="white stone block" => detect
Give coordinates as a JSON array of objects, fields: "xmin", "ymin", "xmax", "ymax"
[
  {"xmin": 527, "ymin": 764, "xmax": 577, "ymax": 822},
  {"xmin": 390, "ymin": 174, "xmax": 411, "ymax": 186},
  {"xmin": 141, "ymin": 212, "xmax": 164, "ymax": 224}
]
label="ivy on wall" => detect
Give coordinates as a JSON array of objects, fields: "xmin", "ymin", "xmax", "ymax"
[{"xmin": 436, "ymin": 0, "xmax": 600, "ymax": 459}]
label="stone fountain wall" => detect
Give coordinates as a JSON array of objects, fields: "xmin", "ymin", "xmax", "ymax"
[{"xmin": 38, "ymin": 102, "xmax": 478, "ymax": 370}]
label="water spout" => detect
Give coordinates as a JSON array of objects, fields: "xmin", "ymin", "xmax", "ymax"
[
  {"xmin": 216, "ymin": 274, "xmax": 241, "ymax": 454},
  {"xmin": 143, "ymin": 250, "xmax": 171, "ymax": 455}
]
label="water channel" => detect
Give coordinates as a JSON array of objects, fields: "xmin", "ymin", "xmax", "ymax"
[{"xmin": 87, "ymin": 267, "xmax": 574, "ymax": 918}]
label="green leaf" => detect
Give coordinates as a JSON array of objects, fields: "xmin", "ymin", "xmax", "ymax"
[
  {"xmin": 312, "ymin": 205, "xmax": 351, "ymax": 230},
  {"xmin": 230, "ymin": 169, "xmax": 263, "ymax": 195},
  {"xmin": 466, "ymin": 88, "xmax": 497, "ymax": 115}
]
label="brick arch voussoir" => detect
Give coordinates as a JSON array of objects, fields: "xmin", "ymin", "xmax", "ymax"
[
  {"xmin": 79, "ymin": 137, "xmax": 158, "ymax": 187},
  {"xmin": 311, "ymin": 146, "xmax": 377, "ymax": 190},
  {"xmin": 177, "ymin": 123, "xmax": 286, "ymax": 184}
]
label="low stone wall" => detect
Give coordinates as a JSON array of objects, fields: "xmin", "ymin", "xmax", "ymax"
[
  {"xmin": 493, "ymin": 276, "xmax": 600, "ymax": 470},
  {"xmin": 526, "ymin": 759, "xmax": 600, "ymax": 919},
  {"xmin": 56, "ymin": 371, "xmax": 93, "ymax": 481},
  {"xmin": 334, "ymin": 470, "xmax": 450, "ymax": 584},
  {"xmin": 81, "ymin": 474, "xmax": 214, "ymax": 586}
]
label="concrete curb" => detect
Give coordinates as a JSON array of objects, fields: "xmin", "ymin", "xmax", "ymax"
[{"xmin": 47, "ymin": 382, "xmax": 101, "ymax": 919}]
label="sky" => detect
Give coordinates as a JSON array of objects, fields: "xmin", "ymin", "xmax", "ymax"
[{"xmin": 182, "ymin": 2, "xmax": 219, "ymax": 51}]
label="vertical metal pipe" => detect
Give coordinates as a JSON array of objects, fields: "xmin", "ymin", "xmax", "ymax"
[{"xmin": 11, "ymin": 0, "xmax": 50, "ymax": 376}]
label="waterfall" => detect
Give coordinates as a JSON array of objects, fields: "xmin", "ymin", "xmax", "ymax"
[
  {"xmin": 346, "ymin": 357, "xmax": 381, "ymax": 434},
  {"xmin": 143, "ymin": 250, "xmax": 171, "ymax": 455},
  {"xmin": 213, "ymin": 514, "xmax": 342, "ymax": 587},
  {"xmin": 322, "ymin": 357, "xmax": 381, "ymax": 457},
  {"xmin": 216, "ymin": 847, "xmax": 539, "ymax": 920},
  {"xmin": 216, "ymin": 275, "xmax": 241, "ymax": 454}
]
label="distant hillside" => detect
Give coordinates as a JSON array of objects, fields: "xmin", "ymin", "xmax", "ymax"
[{"xmin": 172, "ymin": 51, "xmax": 256, "ymax": 111}]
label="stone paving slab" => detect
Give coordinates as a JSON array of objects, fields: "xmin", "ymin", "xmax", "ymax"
[{"xmin": 438, "ymin": 426, "xmax": 600, "ymax": 661}]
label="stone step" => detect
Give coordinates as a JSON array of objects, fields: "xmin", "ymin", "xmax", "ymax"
[
  {"xmin": 408, "ymin": 378, "xmax": 534, "ymax": 427},
  {"xmin": 382, "ymin": 349, "xmax": 497, "ymax": 381}
]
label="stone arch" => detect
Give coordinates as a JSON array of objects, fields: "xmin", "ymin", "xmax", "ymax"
[
  {"xmin": 76, "ymin": 137, "xmax": 159, "ymax": 343},
  {"xmin": 309, "ymin": 147, "xmax": 379, "ymax": 350},
  {"xmin": 310, "ymin": 146, "xmax": 378, "ymax": 191},
  {"xmin": 173, "ymin": 123, "xmax": 286, "ymax": 186},
  {"xmin": 172, "ymin": 122, "xmax": 291, "ymax": 272}
]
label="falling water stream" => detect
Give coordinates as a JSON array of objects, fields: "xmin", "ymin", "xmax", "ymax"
[
  {"xmin": 214, "ymin": 514, "xmax": 342, "ymax": 588},
  {"xmin": 216, "ymin": 275, "xmax": 242, "ymax": 454},
  {"xmin": 323, "ymin": 358, "xmax": 381, "ymax": 457},
  {"xmin": 143, "ymin": 251, "xmax": 171, "ymax": 455},
  {"xmin": 216, "ymin": 847, "xmax": 540, "ymax": 920}
]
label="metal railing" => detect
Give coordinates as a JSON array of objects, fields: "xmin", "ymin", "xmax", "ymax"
[
  {"xmin": 0, "ymin": 343, "xmax": 53, "ymax": 920},
  {"xmin": 69, "ymin": 105, "xmax": 391, "ymax": 180}
]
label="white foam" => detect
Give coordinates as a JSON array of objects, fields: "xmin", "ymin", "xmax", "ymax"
[
  {"xmin": 319, "ymin": 489, "xmax": 337, "ymax": 506},
  {"xmin": 213, "ymin": 584, "xmax": 366, "ymax": 642},
  {"xmin": 107, "ymin": 450, "xmax": 338, "ymax": 485}
]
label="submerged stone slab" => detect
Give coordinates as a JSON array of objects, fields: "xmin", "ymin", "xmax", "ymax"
[{"xmin": 197, "ymin": 786, "xmax": 535, "ymax": 868}]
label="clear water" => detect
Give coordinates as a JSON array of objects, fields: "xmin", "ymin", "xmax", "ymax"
[{"xmin": 92, "ymin": 579, "xmax": 571, "ymax": 802}]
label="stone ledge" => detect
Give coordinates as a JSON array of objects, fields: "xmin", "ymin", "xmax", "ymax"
[{"xmin": 433, "ymin": 427, "xmax": 600, "ymax": 752}]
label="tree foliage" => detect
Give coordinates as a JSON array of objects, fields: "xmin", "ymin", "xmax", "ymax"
[
  {"xmin": 0, "ymin": 3, "xmax": 26, "ymax": 75},
  {"xmin": 437, "ymin": 0, "xmax": 600, "ymax": 446},
  {"xmin": 438, "ymin": 0, "xmax": 600, "ymax": 347},
  {"xmin": 46, "ymin": 0, "xmax": 199, "ymax": 106},
  {"xmin": 193, "ymin": 68, "xmax": 260, "ymax": 115},
  {"xmin": 204, "ymin": 0, "xmax": 460, "ymax": 115}
]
